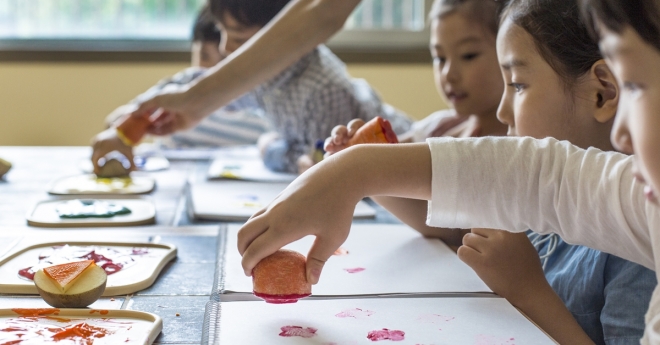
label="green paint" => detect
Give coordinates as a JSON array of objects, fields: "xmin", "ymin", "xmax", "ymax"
[{"xmin": 57, "ymin": 200, "xmax": 132, "ymax": 219}]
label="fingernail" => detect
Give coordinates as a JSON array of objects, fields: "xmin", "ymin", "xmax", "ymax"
[{"xmin": 309, "ymin": 269, "xmax": 321, "ymax": 285}]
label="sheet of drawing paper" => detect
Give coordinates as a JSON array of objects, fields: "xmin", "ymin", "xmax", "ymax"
[
  {"xmin": 189, "ymin": 181, "xmax": 376, "ymax": 221},
  {"xmin": 157, "ymin": 145, "xmax": 261, "ymax": 161},
  {"xmin": 217, "ymin": 297, "xmax": 555, "ymax": 344},
  {"xmin": 208, "ymin": 158, "xmax": 298, "ymax": 183},
  {"xmin": 223, "ymin": 223, "xmax": 491, "ymax": 296}
]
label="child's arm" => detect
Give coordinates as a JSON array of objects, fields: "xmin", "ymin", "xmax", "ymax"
[
  {"xmin": 238, "ymin": 137, "xmax": 654, "ymax": 284},
  {"xmin": 459, "ymin": 229, "xmax": 595, "ymax": 345}
]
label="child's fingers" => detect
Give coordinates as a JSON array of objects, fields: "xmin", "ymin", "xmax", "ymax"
[
  {"xmin": 456, "ymin": 245, "xmax": 482, "ymax": 266},
  {"xmin": 237, "ymin": 213, "xmax": 269, "ymax": 256},
  {"xmin": 461, "ymin": 232, "xmax": 488, "ymax": 253},
  {"xmin": 240, "ymin": 226, "xmax": 302, "ymax": 277},
  {"xmin": 331, "ymin": 125, "xmax": 349, "ymax": 145},
  {"xmin": 305, "ymin": 236, "xmax": 343, "ymax": 285},
  {"xmin": 346, "ymin": 119, "xmax": 366, "ymax": 137}
]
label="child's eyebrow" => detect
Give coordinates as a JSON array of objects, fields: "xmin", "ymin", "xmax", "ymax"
[
  {"xmin": 431, "ymin": 36, "xmax": 482, "ymax": 51},
  {"xmin": 500, "ymin": 59, "xmax": 527, "ymax": 70}
]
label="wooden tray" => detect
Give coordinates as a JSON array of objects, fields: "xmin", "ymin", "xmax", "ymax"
[
  {"xmin": 49, "ymin": 174, "xmax": 155, "ymax": 195},
  {"xmin": 79, "ymin": 156, "xmax": 170, "ymax": 173},
  {"xmin": 0, "ymin": 308, "xmax": 162, "ymax": 345},
  {"xmin": 0, "ymin": 241, "xmax": 177, "ymax": 296},
  {"xmin": 27, "ymin": 198, "xmax": 156, "ymax": 228}
]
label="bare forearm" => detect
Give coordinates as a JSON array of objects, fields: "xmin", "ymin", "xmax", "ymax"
[
  {"xmin": 514, "ymin": 284, "xmax": 594, "ymax": 345},
  {"xmin": 372, "ymin": 196, "xmax": 466, "ymax": 246},
  {"xmin": 323, "ymin": 143, "xmax": 432, "ymax": 204},
  {"xmin": 186, "ymin": 0, "xmax": 361, "ymax": 116}
]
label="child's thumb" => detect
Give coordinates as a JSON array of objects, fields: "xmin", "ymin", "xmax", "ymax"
[{"xmin": 305, "ymin": 241, "xmax": 335, "ymax": 285}]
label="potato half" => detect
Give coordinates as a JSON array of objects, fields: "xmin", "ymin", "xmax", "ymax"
[{"xmin": 34, "ymin": 262, "xmax": 107, "ymax": 308}]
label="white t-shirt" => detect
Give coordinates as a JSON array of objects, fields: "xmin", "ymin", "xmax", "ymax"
[{"xmin": 425, "ymin": 136, "xmax": 660, "ymax": 344}]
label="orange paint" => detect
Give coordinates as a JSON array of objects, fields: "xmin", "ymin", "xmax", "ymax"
[
  {"xmin": 11, "ymin": 308, "xmax": 60, "ymax": 317},
  {"xmin": 89, "ymin": 310, "xmax": 109, "ymax": 315},
  {"xmin": 51, "ymin": 322, "xmax": 110, "ymax": 342}
]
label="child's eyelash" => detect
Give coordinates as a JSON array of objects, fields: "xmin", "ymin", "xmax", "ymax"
[{"xmin": 507, "ymin": 83, "xmax": 525, "ymax": 92}]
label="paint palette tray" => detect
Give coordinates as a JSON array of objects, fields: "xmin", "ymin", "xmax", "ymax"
[
  {"xmin": 189, "ymin": 181, "xmax": 376, "ymax": 221},
  {"xmin": 0, "ymin": 308, "xmax": 162, "ymax": 345},
  {"xmin": 49, "ymin": 174, "xmax": 156, "ymax": 195},
  {"xmin": 27, "ymin": 198, "xmax": 156, "ymax": 227},
  {"xmin": 202, "ymin": 297, "xmax": 555, "ymax": 344},
  {"xmin": 217, "ymin": 224, "xmax": 491, "ymax": 300},
  {"xmin": 0, "ymin": 241, "xmax": 176, "ymax": 296},
  {"xmin": 208, "ymin": 158, "xmax": 298, "ymax": 183}
]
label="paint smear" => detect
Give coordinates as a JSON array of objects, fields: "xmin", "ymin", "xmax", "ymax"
[
  {"xmin": 474, "ymin": 335, "xmax": 516, "ymax": 345},
  {"xmin": 417, "ymin": 313, "xmax": 455, "ymax": 324},
  {"xmin": 335, "ymin": 308, "xmax": 374, "ymax": 319},
  {"xmin": 334, "ymin": 247, "xmax": 349, "ymax": 256},
  {"xmin": 344, "ymin": 267, "xmax": 366, "ymax": 274},
  {"xmin": 367, "ymin": 329, "xmax": 405, "ymax": 341},
  {"xmin": 279, "ymin": 326, "xmax": 317, "ymax": 338}
]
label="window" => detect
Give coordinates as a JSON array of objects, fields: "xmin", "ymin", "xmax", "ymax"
[{"xmin": 0, "ymin": 0, "xmax": 430, "ymax": 52}]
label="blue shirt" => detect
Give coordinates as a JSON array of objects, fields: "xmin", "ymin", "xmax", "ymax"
[{"xmin": 531, "ymin": 232, "xmax": 656, "ymax": 345}]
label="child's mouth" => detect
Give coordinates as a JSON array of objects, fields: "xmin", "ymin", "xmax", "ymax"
[{"xmin": 448, "ymin": 92, "xmax": 467, "ymax": 103}]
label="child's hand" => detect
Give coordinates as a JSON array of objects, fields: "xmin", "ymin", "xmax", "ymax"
[
  {"xmin": 323, "ymin": 119, "xmax": 365, "ymax": 156},
  {"xmin": 90, "ymin": 128, "xmax": 136, "ymax": 175},
  {"xmin": 237, "ymin": 154, "xmax": 362, "ymax": 285},
  {"xmin": 458, "ymin": 229, "xmax": 547, "ymax": 304}
]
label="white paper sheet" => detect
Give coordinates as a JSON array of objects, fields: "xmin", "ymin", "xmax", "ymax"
[
  {"xmin": 189, "ymin": 181, "xmax": 376, "ymax": 221},
  {"xmin": 217, "ymin": 297, "xmax": 555, "ymax": 344},
  {"xmin": 223, "ymin": 223, "xmax": 491, "ymax": 297},
  {"xmin": 208, "ymin": 158, "xmax": 298, "ymax": 183}
]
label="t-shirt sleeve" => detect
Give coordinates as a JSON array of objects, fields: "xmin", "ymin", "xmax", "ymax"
[{"xmin": 426, "ymin": 136, "xmax": 654, "ymax": 270}]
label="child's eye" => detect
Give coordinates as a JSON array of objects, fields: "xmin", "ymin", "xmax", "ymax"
[
  {"xmin": 434, "ymin": 57, "xmax": 447, "ymax": 65},
  {"xmin": 462, "ymin": 53, "xmax": 479, "ymax": 61},
  {"xmin": 507, "ymin": 83, "xmax": 525, "ymax": 93}
]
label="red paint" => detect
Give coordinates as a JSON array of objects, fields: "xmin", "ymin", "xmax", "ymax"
[
  {"xmin": 279, "ymin": 326, "xmax": 317, "ymax": 338},
  {"xmin": 89, "ymin": 310, "xmax": 109, "ymax": 315},
  {"xmin": 253, "ymin": 291, "xmax": 310, "ymax": 304},
  {"xmin": 367, "ymin": 329, "xmax": 405, "ymax": 342},
  {"xmin": 11, "ymin": 309, "xmax": 60, "ymax": 317},
  {"xmin": 335, "ymin": 308, "xmax": 374, "ymax": 319},
  {"xmin": 18, "ymin": 245, "xmax": 148, "ymax": 281},
  {"xmin": 344, "ymin": 267, "xmax": 366, "ymax": 274}
]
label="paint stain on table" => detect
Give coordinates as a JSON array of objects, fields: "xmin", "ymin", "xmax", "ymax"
[
  {"xmin": 279, "ymin": 325, "xmax": 317, "ymax": 338},
  {"xmin": 367, "ymin": 328, "xmax": 405, "ymax": 341}
]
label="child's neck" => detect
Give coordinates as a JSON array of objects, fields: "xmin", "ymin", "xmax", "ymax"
[{"xmin": 474, "ymin": 108, "xmax": 508, "ymax": 137}]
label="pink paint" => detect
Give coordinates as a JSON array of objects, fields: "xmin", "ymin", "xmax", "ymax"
[
  {"xmin": 344, "ymin": 267, "xmax": 366, "ymax": 274},
  {"xmin": 416, "ymin": 313, "xmax": 455, "ymax": 324},
  {"xmin": 474, "ymin": 335, "xmax": 516, "ymax": 345},
  {"xmin": 367, "ymin": 329, "xmax": 405, "ymax": 341},
  {"xmin": 333, "ymin": 247, "xmax": 349, "ymax": 256},
  {"xmin": 279, "ymin": 326, "xmax": 317, "ymax": 338},
  {"xmin": 335, "ymin": 308, "xmax": 374, "ymax": 319}
]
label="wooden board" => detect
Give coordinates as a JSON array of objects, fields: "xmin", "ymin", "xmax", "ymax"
[
  {"xmin": 189, "ymin": 181, "xmax": 376, "ymax": 221},
  {"xmin": 208, "ymin": 158, "xmax": 298, "ymax": 183},
  {"xmin": 0, "ymin": 308, "xmax": 162, "ymax": 345},
  {"xmin": 79, "ymin": 156, "xmax": 170, "ymax": 173},
  {"xmin": 0, "ymin": 241, "xmax": 176, "ymax": 296},
  {"xmin": 27, "ymin": 198, "xmax": 156, "ymax": 228},
  {"xmin": 49, "ymin": 174, "xmax": 155, "ymax": 195}
]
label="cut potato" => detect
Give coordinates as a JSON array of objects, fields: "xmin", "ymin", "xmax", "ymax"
[{"xmin": 34, "ymin": 261, "xmax": 107, "ymax": 308}]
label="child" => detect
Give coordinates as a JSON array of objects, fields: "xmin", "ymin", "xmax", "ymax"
[
  {"xmin": 100, "ymin": 5, "xmax": 271, "ymax": 153},
  {"xmin": 329, "ymin": 1, "xmax": 654, "ymax": 343},
  {"xmin": 237, "ymin": 0, "xmax": 660, "ymax": 343},
  {"xmin": 92, "ymin": 0, "xmax": 412, "ymax": 174},
  {"xmin": 328, "ymin": 0, "xmax": 507, "ymax": 242}
]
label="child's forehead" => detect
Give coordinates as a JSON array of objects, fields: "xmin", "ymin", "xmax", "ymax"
[{"xmin": 431, "ymin": 13, "xmax": 495, "ymax": 48}]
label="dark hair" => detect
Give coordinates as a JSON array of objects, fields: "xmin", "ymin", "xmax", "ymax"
[
  {"xmin": 192, "ymin": 6, "xmax": 221, "ymax": 43},
  {"xmin": 580, "ymin": 0, "xmax": 660, "ymax": 52},
  {"xmin": 504, "ymin": 0, "xmax": 602, "ymax": 89},
  {"xmin": 209, "ymin": 0, "xmax": 291, "ymax": 27},
  {"xmin": 430, "ymin": 0, "xmax": 507, "ymax": 35}
]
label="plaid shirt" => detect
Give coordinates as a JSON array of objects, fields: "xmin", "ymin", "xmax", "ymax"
[{"xmin": 251, "ymin": 45, "xmax": 412, "ymax": 173}]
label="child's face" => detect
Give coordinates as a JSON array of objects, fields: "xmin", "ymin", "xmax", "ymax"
[
  {"xmin": 599, "ymin": 24, "xmax": 660, "ymax": 204},
  {"xmin": 191, "ymin": 41, "xmax": 223, "ymax": 68},
  {"xmin": 216, "ymin": 12, "xmax": 262, "ymax": 57},
  {"xmin": 430, "ymin": 13, "xmax": 503, "ymax": 117},
  {"xmin": 496, "ymin": 19, "xmax": 597, "ymax": 148}
]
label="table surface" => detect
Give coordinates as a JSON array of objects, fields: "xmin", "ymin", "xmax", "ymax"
[{"xmin": 0, "ymin": 146, "xmax": 400, "ymax": 345}]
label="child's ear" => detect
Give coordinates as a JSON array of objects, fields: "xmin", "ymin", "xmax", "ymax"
[{"xmin": 591, "ymin": 60, "xmax": 619, "ymax": 124}]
